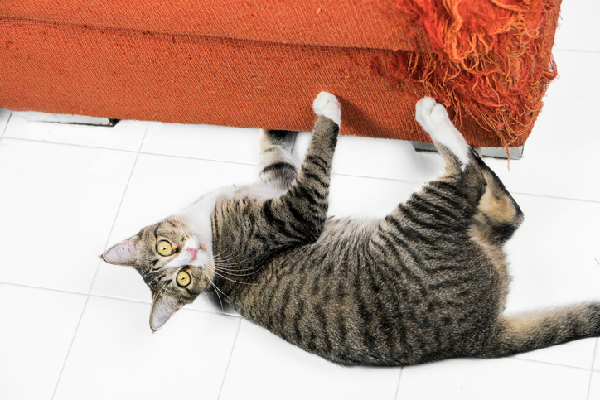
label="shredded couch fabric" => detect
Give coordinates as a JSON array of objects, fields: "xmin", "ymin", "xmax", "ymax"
[{"xmin": 376, "ymin": 0, "xmax": 561, "ymax": 148}]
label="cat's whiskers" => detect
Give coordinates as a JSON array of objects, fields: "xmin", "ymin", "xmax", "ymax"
[
  {"xmin": 206, "ymin": 263, "xmax": 258, "ymax": 286},
  {"xmin": 213, "ymin": 261, "xmax": 255, "ymax": 273},
  {"xmin": 213, "ymin": 254, "xmax": 254, "ymax": 270},
  {"xmin": 199, "ymin": 265, "xmax": 247, "ymax": 312},
  {"xmin": 212, "ymin": 251, "xmax": 242, "ymax": 264}
]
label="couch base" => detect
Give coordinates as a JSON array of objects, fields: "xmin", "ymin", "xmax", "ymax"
[{"xmin": 412, "ymin": 142, "xmax": 524, "ymax": 160}]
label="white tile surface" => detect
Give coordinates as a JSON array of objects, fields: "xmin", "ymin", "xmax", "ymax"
[
  {"xmin": 142, "ymin": 122, "xmax": 260, "ymax": 164},
  {"xmin": 484, "ymin": 50, "xmax": 600, "ymax": 202},
  {"xmin": 219, "ymin": 320, "xmax": 401, "ymax": 400},
  {"xmin": 396, "ymin": 358, "xmax": 591, "ymax": 400},
  {"xmin": 4, "ymin": 112, "xmax": 148, "ymax": 152},
  {"xmin": 0, "ymin": 139, "xmax": 137, "ymax": 293},
  {"xmin": 554, "ymin": 0, "xmax": 600, "ymax": 52},
  {"xmin": 328, "ymin": 173, "xmax": 420, "ymax": 218},
  {"xmin": 514, "ymin": 338, "xmax": 597, "ymax": 370},
  {"xmin": 0, "ymin": 109, "xmax": 10, "ymax": 137},
  {"xmin": 0, "ymin": 284, "xmax": 87, "ymax": 400},
  {"xmin": 504, "ymin": 194, "xmax": 600, "ymax": 312},
  {"xmin": 53, "ymin": 296, "xmax": 240, "ymax": 400},
  {"xmin": 295, "ymin": 131, "xmax": 445, "ymax": 185},
  {"xmin": 589, "ymin": 372, "xmax": 600, "ymax": 400},
  {"xmin": 593, "ymin": 341, "xmax": 600, "ymax": 371}
]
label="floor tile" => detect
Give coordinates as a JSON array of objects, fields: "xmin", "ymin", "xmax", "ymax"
[
  {"xmin": 484, "ymin": 50, "xmax": 600, "ymax": 202},
  {"xmin": 0, "ymin": 139, "xmax": 137, "ymax": 293},
  {"xmin": 328, "ymin": 173, "xmax": 421, "ymax": 218},
  {"xmin": 396, "ymin": 358, "xmax": 590, "ymax": 400},
  {"xmin": 593, "ymin": 341, "xmax": 600, "ymax": 371},
  {"xmin": 514, "ymin": 338, "xmax": 597, "ymax": 370},
  {"xmin": 0, "ymin": 109, "xmax": 10, "ymax": 137},
  {"xmin": 294, "ymin": 131, "xmax": 444, "ymax": 185},
  {"xmin": 219, "ymin": 320, "xmax": 401, "ymax": 400},
  {"xmin": 499, "ymin": 193, "xmax": 600, "ymax": 369},
  {"xmin": 504, "ymin": 194, "xmax": 600, "ymax": 313},
  {"xmin": 91, "ymin": 153, "xmax": 260, "ymax": 313},
  {"xmin": 53, "ymin": 296, "xmax": 240, "ymax": 400},
  {"xmin": 0, "ymin": 284, "xmax": 87, "ymax": 400},
  {"xmin": 142, "ymin": 121, "xmax": 260, "ymax": 164},
  {"xmin": 4, "ymin": 113, "xmax": 148, "ymax": 152},
  {"xmin": 554, "ymin": 0, "xmax": 600, "ymax": 53},
  {"xmin": 589, "ymin": 372, "xmax": 600, "ymax": 400}
]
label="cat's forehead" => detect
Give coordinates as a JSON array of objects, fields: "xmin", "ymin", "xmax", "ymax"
[{"xmin": 140, "ymin": 217, "xmax": 191, "ymax": 239}]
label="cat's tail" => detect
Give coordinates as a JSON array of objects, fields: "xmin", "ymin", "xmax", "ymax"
[{"xmin": 481, "ymin": 302, "xmax": 600, "ymax": 358}]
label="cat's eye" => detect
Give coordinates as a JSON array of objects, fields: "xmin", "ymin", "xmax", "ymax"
[
  {"xmin": 156, "ymin": 240, "xmax": 173, "ymax": 256},
  {"xmin": 176, "ymin": 270, "xmax": 191, "ymax": 288}
]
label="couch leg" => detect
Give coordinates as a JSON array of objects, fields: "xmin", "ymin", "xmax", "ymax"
[{"xmin": 411, "ymin": 141, "xmax": 524, "ymax": 160}]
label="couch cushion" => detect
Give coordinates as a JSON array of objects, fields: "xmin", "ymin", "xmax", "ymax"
[{"xmin": 0, "ymin": 0, "xmax": 418, "ymax": 51}]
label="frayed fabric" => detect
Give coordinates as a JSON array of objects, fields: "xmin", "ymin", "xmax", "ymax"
[{"xmin": 375, "ymin": 0, "xmax": 561, "ymax": 148}]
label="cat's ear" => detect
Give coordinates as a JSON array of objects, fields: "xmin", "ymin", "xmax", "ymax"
[
  {"xmin": 150, "ymin": 293, "xmax": 182, "ymax": 331},
  {"xmin": 101, "ymin": 235, "xmax": 141, "ymax": 267}
]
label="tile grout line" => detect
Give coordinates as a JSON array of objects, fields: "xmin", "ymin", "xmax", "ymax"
[
  {"xmin": 393, "ymin": 367, "xmax": 404, "ymax": 400},
  {"xmin": 50, "ymin": 125, "xmax": 150, "ymax": 400},
  {"xmin": 0, "ymin": 111, "xmax": 13, "ymax": 139},
  {"xmin": 587, "ymin": 339, "xmax": 599, "ymax": 400},
  {"xmin": 0, "ymin": 281, "xmax": 241, "ymax": 318},
  {"xmin": 217, "ymin": 318, "xmax": 243, "ymax": 400},
  {"xmin": 1, "ymin": 135, "xmax": 139, "ymax": 155}
]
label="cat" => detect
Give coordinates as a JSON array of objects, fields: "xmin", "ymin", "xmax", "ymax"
[{"xmin": 102, "ymin": 92, "xmax": 600, "ymax": 366}]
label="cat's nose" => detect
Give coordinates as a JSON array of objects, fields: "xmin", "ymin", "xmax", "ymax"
[{"xmin": 186, "ymin": 247, "xmax": 199, "ymax": 260}]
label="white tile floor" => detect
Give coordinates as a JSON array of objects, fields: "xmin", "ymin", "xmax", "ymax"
[{"xmin": 1, "ymin": 5, "xmax": 599, "ymax": 400}]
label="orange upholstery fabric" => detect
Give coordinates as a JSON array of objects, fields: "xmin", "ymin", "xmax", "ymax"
[{"xmin": 0, "ymin": 1, "xmax": 561, "ymax": 147}]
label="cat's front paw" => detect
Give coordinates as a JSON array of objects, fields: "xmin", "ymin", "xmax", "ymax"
[{"xmin": 313, "ymin": 92, "xmax": 341, "ymax": 126}]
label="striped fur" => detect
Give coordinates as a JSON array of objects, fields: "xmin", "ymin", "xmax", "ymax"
[{"xmin": 103, "ymin": 93, "xmax": 600, "ymax": 366}]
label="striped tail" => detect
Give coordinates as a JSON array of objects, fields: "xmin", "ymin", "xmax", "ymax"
[{"xmin": 483, "ymin": 302, "xmax": 600, "ymax": 358}]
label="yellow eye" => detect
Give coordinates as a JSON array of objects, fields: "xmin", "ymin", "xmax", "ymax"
[
  {"xmin": 156, "ymin": 240, "xmax": 173, "ymax": 256},
  {"xmin": 176, "ymin": 270, "xmax": 191, "ymax": 288}
]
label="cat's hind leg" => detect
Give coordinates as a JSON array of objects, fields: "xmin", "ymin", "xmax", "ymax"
[
  {"xmin": 415, "ymin": 97, "xmax": 523, "ymax": 244},
  {"xmin": 470, "ymin": 153, "xmax": 524, "ymax": 245},
  {"xmin": 259, "ymin": 129, "xmax": 298, "ymax": 190},
  {"xmin": 370, "ymin": 98, "xmax": 487, "ymax": 262},
  {"xmin": 480, "ymin": 303, "xmax": 600, "ymax": 358}
]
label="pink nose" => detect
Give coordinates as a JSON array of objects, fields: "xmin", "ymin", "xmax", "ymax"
[{"xmin": 186, "ymin": 248, "xmax": 199, "ymax": 260}]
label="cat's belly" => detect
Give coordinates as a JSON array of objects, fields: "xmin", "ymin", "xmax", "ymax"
[{"xmin": 231, "ymin": 222, "xmax": 502, "ymax": 365}]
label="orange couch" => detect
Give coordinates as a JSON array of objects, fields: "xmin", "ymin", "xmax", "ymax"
[{"xmin": 0, "ymin": 0, "xmax": 561, "ymax": 148}]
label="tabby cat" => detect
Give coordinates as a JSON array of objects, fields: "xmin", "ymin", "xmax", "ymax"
[{"xmin": 102, "ymin": 92, "xmax": 600, "ymax": 366}]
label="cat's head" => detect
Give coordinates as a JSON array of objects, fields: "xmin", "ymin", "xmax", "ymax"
[{"xmin": 102, "ymin": 215, "xmax": 214, "ymax": 331}]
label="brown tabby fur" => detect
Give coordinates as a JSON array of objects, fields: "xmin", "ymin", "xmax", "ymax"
[{"xmin": 103, "ymin": 96, "xmax": 600, "ymax": 366}]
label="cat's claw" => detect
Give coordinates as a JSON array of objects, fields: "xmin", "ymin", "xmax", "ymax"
[
  {"xmin": 415, "ymin": 96, "xmax": 469, "ymax": 169},
  {"xmin": 313, "ymin": 92, "xmax": 341, "ymax": 126}
]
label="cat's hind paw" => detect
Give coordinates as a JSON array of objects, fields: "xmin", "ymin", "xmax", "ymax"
[
  {"xmin": 313, "ymin": 92, "xmax": 341, "ymax": 126},
  {"xmin": 415, "ymin": 96, "xmax": 469, "ymax": 168}
]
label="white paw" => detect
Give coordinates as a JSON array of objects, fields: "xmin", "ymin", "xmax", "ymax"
[
  {"xmin": 312, "ymin": 92, "xmax": 341, "ymax": 126},
  {"xmin": 415, "ymin": 96, "xmax": 469, "ymax": 169}
]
